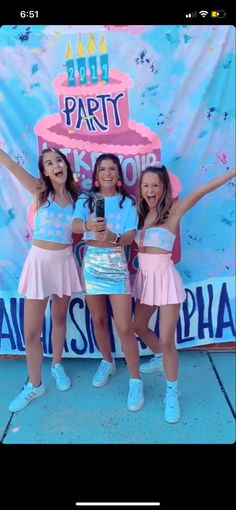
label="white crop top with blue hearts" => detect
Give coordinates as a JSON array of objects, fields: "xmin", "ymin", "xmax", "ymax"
[
  {"xmin": 33, "ymin": 199, "xmax": 74, "ymax": 244},
  {"xmin": 135, "ymin": 227, "xmax": 175, "ymax": 251},
  {"xmin": 73, "ymin": 193, "xmax": 138, "ymax": 241}
]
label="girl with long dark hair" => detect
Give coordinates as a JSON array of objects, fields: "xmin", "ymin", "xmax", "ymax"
[
  {"xmin": 72, "ymin": 153, "xmax": 144, "ymax": 412},
  {"xmin": 0, "ymin": 147, "xmax": 82, "ymax": 412}
]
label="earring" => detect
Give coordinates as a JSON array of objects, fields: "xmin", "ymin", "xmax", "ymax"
[
  {"xmin": 117, "ymin": 179, "xmax": 122, "ymax": 187},
  {"xmin": 94, "ymin": 180, "xmax": 99, "ymax": 188}
]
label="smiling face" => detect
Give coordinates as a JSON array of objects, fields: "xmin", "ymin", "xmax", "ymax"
[
  {"xmin": 141, "ymin": 171, "xmax": 164, "ymax": 210},
  {"xmin": 96, "ymin": 158, "xmax": 120, "ymax": 195},
  {"xmin": 42, "ymin": 150, "xmax": 67, "ymax": 184}
]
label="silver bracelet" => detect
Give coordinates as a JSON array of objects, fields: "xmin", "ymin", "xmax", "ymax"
[
  {"xmin": 111, "ymin": 233, "xmax": 121, "ymax": 244},
  {"xmin": 82, "ymin": 220, "xmax": 89, "ymax": 233}
]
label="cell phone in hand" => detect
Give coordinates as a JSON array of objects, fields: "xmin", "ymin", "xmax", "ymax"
[
  {"xmin": 95, "ymin": 193, "xmax": 105, "ymax": 232},
  {"xmin": 95, "ymin": 193, "xmax": 105, "ymax": 218}
]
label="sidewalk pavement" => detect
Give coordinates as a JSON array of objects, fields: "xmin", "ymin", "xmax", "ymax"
[{"xmin": 0, "ymin": 351, "xmax": 235, "ymax": 444}]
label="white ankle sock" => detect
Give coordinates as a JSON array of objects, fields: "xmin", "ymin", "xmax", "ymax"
[
  {"xmin": 166, "ymin": 379, "xmax": 178, "ymax": 391},
  {"xmin": 154, "ymin": 353, "xmax": 163, "ymax": 359}
]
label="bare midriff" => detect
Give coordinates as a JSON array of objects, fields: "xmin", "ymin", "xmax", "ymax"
[
  {"xmin": 86, "ymin": 240, "xmax": 121, "ymax": 248},
  {"xmin": 138, "ymin": 246, "xmax": 171, "ymax": 254},
  {"xmin": 32, "ymin": 239, "xmax": 71, "ymax": 250}
]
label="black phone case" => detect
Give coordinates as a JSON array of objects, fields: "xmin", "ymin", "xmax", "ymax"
[{"xmin": 95, "ymin": 197, "xmax": 105, "ymax": 218}]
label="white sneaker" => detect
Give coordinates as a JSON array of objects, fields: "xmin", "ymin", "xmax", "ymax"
[
  {"xmin": 9, "ymin": 381, "xmax": 46, "ymax": 412},
  {"xmin": 127, "ymin": 378, "xmax": 144, "ymax": 412},
  {"xmin": 92, "ymin": 359, "xmax": 116, "ymax": 387},
  {"xmin": 164, "ymin": 389, "xmax": 181, "ymax": 423},
  {"xmin": 140, "ymin": 355, "xmax": 164, "ymax": 374},
  {"xmin": 51, "ymin": 363, "xmax": 71, "ymax": 391}
]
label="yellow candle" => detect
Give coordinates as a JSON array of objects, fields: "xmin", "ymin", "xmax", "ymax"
[
  {"xmin": 88, "ymin": 33, "xmax": 98, "ymax": 84},
  {"xmin": 77, "ymin": 35, "xmax": 87, "ymax": 85},
  {"xmin": 100, "ymin": 34, "xmax": 109, "ymax": 83},
  {"xmin": 66, "ymin": 42, "xmax": 75, "ymax": 86}
]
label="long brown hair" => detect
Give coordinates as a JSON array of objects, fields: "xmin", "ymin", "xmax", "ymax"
[
  {"xmin": 137, "ymin": 165, "xmax": 173, "ymax": 228},
  {"xmin": 85, "ymin": 153, "xmax": 135, "ymax": 213},
  {"xmin": 36, "ymin": 148, "xmax": 80, "ymax": 210}
]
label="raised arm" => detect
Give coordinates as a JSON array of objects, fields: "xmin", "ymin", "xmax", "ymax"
[
  {"xmin": 173, "ymin": 167, "xmax": 236, "ymax": 217},
  {"xmin": 0, "ymin": 148, "xmax": 38, "ymax": 194}
]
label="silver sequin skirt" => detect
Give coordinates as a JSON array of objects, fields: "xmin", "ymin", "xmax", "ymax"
[{"xmin": 82, "ymin": 246, "xmax": 131, "ymax": 295}]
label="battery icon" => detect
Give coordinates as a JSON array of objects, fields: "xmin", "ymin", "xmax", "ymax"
[{"xmin": 211, "ymin": 10, "xmax": 227, "ymax": 18}]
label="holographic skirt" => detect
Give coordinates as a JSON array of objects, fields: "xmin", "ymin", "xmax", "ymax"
[{"xmin": 82, "ymin": 246, "xmax": 131, "ymax": 295}]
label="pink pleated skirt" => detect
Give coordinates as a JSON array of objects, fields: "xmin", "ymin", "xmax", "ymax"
[
  {"xmin": 132, "ymin": 253, "xmax": 186, "ymax": 306},
  {"xmin": 18, "ymin": 245, "xmax": 82, "ymax": 299}
]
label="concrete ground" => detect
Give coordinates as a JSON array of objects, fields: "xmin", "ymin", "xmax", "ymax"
[{"xmin": 0, "ymin": 350, "xmax": 235, "ymax": 444}]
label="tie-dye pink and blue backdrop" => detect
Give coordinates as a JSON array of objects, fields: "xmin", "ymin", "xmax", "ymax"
[{"xmin": 0, "ymin": 25, "xmax": 235, "ymax": 357}]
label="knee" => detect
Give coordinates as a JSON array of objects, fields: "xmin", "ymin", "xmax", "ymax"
[
  {"xmin": 52, "ymin": 312, "xmax": 67, "ymax": 327},
  {"xmin": 24, "ymin": 329, "xmax": 40, "ymax": 345},
  {"xmin": 160, "ymin": 337, "xmax": 175, "ymax": 352},
  {"xmin": 92, "ymin": 315, "xmax": 107, "ymax": 330},
  {"xmin": 133, "ymin": 320, "xmax": 146, "ymax": 338},
  {"xmin": 116, "ymin": 323, "xmax": 133, "ymax": 338}
]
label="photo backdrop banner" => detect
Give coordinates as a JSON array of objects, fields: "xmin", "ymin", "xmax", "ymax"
[{"xmin": 0, "ymin": 25, "xmax": 235, "ymax": 357}]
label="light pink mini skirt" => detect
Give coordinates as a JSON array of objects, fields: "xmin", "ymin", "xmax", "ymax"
[
  {"xmin": 132, "ymin": 253, "xmax": 186, "ymax": 306},
  {"xmin": 18, "ymin": 245, "xmax": 82, "ymax": 299}
]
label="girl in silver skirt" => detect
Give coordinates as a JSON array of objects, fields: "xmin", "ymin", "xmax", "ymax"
[{"xmin": 72, "ymin": 153, "xmax": 144, "ymax": 412}]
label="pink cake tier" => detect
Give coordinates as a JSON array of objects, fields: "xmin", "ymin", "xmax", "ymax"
[
  {"xmin": 53, "ymin": 69, "xmax": 133, "ymax": 136},
  {"xmin": 35, "ymin": 113, "xmax": 180, "ymax": 199}
]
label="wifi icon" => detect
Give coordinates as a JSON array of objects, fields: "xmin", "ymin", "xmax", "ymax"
[{"xmin": 199, "ymin": 10, "xmax": 208, "ymax": 17}]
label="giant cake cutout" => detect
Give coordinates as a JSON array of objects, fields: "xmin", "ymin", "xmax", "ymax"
[{"xmin": 34, "ymin": 33, "xmax": 181, "ymax": 262}]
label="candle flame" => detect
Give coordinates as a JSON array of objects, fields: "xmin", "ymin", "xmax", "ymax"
[
  {"xmin": 77, "ymin": 35, "xmax": 84, "ymax": 57},
  {"xmin": 100, "ymin": 34, "xmax": 107, "ymax": 54},
  {"xmin": 66, "ymin": 42, "xmax": 73, "ymax": 60},
  {"xmin": 88, "ymin": 33, "xmax": 95, "ymax": 55}
]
